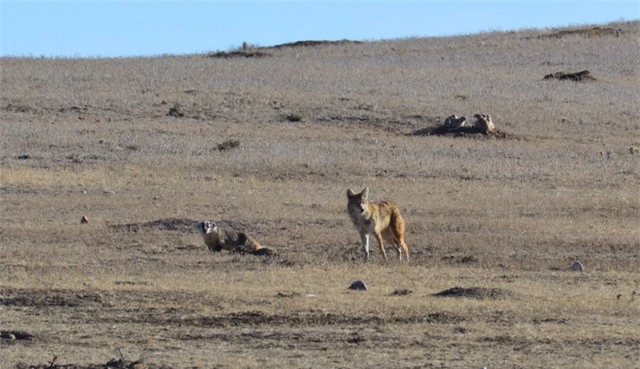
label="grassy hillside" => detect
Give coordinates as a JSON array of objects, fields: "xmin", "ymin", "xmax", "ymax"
[{"xmin": 1, "ymin": 21, "xmax": 639, "ymax": 369}]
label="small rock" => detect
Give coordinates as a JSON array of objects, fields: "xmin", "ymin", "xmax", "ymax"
[
  {"xmin": 80, "ymin": 216, "xmax": 89, "ymax": 224},
  {"xmin": 570, "ymin": 260, "xmax": 584, "ymax": 272},
  {"xmin": 390, "ymin": 288, "xmax": 412, "ymax": 296},
  {"xmin": 348, "ymin": 280, "xmax": 367, "ymax": 291}
]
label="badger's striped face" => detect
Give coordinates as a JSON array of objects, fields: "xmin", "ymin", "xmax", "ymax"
[
  {"xmin": 474, "ymin": 114, "xmax": 492, "ymax": 124},
  {"xmin": 197, "ymin": 221, "xmax": 216, "ymax": 235}
]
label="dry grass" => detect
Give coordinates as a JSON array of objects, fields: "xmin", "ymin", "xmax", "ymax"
[{"xmin": 1, "ymin": 21, "xmax": 639, "ymax": 368}]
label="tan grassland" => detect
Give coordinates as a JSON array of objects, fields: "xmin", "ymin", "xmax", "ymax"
[{"xmin": 1, "ymin": 21, "xmax": 639, "ymax": 368}]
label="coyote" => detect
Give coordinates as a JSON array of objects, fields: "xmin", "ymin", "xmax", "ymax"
[
  {"xmin": 196, "ymin": 221, "xmax": 273, "ymax": 256},
  {"xmin": 346, "ymin": 187, "xmax": 410, "ymax": 262}
]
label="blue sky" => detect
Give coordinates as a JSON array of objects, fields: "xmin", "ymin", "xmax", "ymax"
[{"xmin": 1, "ymin": 1, "xmax": 638, "ymax": 58}]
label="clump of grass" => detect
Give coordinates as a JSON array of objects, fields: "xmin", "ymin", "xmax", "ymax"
[
  {"xmin": 285, "ymin": 113, "xmax": 304, "ymax": 122},
  {"xmin": 166, "ymin": 103, "xmax": 184, "ymax": 117},
  {"xmin": 217, "ymin": 139, "xmax": 241, "ymax": 152}
]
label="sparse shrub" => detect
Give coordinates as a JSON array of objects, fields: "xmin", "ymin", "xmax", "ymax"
[
  {"xmin": 217, "ymin": 139, "xmax": 241, "ymax": 152},
  {"xmin": 66, "ymin": 154, "xmax": 82, "ymax": 164},
  {"xmin": 286, "ymin": 113, "xmax": 303, "ymax": 122},
  {"xmin": 166, "ymin": 103, "xmax": 184, "ymax": 117}
]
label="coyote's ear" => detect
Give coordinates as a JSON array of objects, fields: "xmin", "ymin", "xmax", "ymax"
[
  {"xmin": 362, "ymin": 187, "xmax": 369, "ymax": 198},
  {"xmin": 347, "ymin": 188, "xmax": 355, "ymax": 198}
]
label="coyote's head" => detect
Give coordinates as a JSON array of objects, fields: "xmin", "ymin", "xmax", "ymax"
[
  {"xmin": 347, "ymin": 187, "xmax": 370, "ymax": 216},
  {"xmin": 196, "ymin": 221, "xmax": 216, "ymax": 235}
]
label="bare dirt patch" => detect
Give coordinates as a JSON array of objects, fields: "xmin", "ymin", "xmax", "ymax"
[
  {"xmin": 543, "ymin": 70, "xmax": 596, "ymax": 81},
  {"xmin": 1, "ymin": 331, "xmax": 34, "ymax": 341},
  {"xmin": 411, "ymin": 125, "xmax": 512, "ymax": 139},
  {"xmin": 107, "ymin": 218, "xmax": 197, "ymax": 233},
  {"xmin": 0, "ymin": 288, "xmax": 104, "ymax": 308},
  {"xmin": 16, "ymin": 356, "xmax": 171, "ymax": 369},
  {"xmin": 433, "ymin": 287, "xmax": 513, "ymax": 300}
]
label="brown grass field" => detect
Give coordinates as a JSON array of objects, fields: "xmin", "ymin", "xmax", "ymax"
[{"xmin": 1, "ymin": 21, "xmax": 639, "ymax": 368}]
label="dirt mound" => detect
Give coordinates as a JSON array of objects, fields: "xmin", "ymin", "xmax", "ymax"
[
  {"xmin": 544, "ymin": 70, "xmax": 596, "ymax": 81},
  {"xmin": 207, "ymin": 50, "xmax": 271, "ymax": 58},
  {"xmin": 536, "ymin": 26, "xmax": 621, "ymax": 39},
  {"xmin": 108, "ymin": 218, "xmax": 198, "ymax": 233},
  {"xmin": 1, "ymin": 330, "xmax": 34, "ymax": 341},
  {"xmin": 412, "ymin": 125, "xmax": 509, "ymax": 139},
  {"xmin": 4, "ymin": 103, "xmax": 39, "ymax": 114},
  {"xmin": 272, "ymin": 39, "xmax": 363, "ymax": 48},
  {"xmin": 16, "ymin": 356, "xmax": 173, "ymax": 369},
  {"xmin": 433, "ymin": 287, "xmax": 512, "ymax": 299},
  {"xmin": 0, "ymin": 288, "xmax": 103, "ymax": 308},
  {"xmin": 252, "ymin": 247, "xmax": 275, "ymax": 256},
  {"xmin": 108, "ymin": 218, "xmax": 261, "ymax": 235}
]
